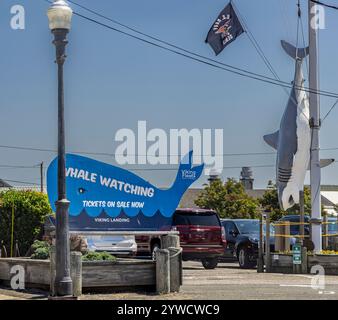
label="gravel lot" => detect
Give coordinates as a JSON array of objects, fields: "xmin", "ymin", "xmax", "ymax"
[{"xmin": 0, "ymin": 261, "xmax": 337, "ymax": 300}]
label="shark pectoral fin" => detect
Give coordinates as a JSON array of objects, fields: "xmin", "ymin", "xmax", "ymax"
[
  {"xmin": 263, "ymin": 131, "xmax": 279, "ymax": 150},
  {"xmin": 307, "ymin": 159, "xmax": 335, "ymax": 170},
  {"xmin": 320, "ymin": 159, "xmax": 335, "ymax": 168}
]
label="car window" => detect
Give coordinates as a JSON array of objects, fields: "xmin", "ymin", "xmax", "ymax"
[
  {"xmin": 328, "ymin": 219, "xmax": 338, "ymax": 232},
  {"xmin": 235, "ymin": 220, "xmax": 275, "ymax": 235},
  {"xmin": 225, "ymin": 222, "xmax": 237, "ymax": 235},
  {"xmin": 173, "ymin": 212, "xmax": 220, "ymax": 226}
]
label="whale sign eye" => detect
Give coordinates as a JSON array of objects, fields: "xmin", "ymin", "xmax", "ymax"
[{"xmin": 78, "ymin": 188, "xmax": 87, "ymax": 195}]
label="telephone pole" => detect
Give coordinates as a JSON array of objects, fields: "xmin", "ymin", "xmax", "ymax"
[
  {"xmin": 40, "ymin": 162, "xmax": 44, "ymax": 193},
  {"xmin": 308, "ymin": 0, "xmax": 322, "ymax": 252}
]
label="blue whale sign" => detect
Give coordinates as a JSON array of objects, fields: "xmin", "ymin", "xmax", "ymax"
[{"xmin": 47, "ymin": 152, "xmax": 204, "ymax": 231}]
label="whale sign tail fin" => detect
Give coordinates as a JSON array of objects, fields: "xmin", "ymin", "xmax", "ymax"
[
  {"xmin": 172, "ymin": 151, "xmax": 204, "ymax": 190},
  {"xmin": 281, "ymin": 40, "xmax": 309, "ymax": 60}
]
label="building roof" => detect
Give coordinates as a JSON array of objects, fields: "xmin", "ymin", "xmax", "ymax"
[
  {"xmin": 179, "ymin": 189, "xmax": 203, "ymax": 208},
  {"xmin": 179, "ymin": 187, "xmax": 338, "ymax": 217},
  {"xmin": 321, "ymin": 192, "xmax": 338, "ymax": 207},
  {"xmin": 246, "ymin": 189, "xmax": 266, "ymax": 199},
  {"xmin": 0, "ymin": 179, "xmax": 12, "ymax": 188}
]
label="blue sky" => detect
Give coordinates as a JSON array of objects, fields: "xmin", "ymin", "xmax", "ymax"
[{"xmin": 1, "ymin": 0, "xmax": 338, "ymax": 189}]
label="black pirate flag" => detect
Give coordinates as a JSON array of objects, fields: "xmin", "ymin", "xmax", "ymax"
[{"xmin": 205, "ymin": 2, "xmax": 244, "ymax": 55}]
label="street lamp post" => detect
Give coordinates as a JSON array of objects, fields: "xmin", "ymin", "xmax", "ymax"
[{"xmin": 47, "ymin": 0, "xmax": 73, "ymax": 297}]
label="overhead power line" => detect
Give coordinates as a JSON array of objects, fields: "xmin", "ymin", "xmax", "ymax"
[
  {"xmin": 311, "ymin": 0, "xmax": 338, "ymax": 10},
  {"xmin": 2, "ymin": 179, "xmax": 40, "ymax": 186},
  {"xmin": 42, "ymin": 0, "xmax": 338, "ymax": 99},
  {"xmin": 1, "ymin": 143, "xmax": 338, "ymax": 157},
  {"xmin": 0, "ymin": 144, "xmax": 275, "ymax": 157},
  {"xmin": 0, "ymin": 165, "xmax": 39, "ymax": 169},
  {"xmin": 67, "ymin": 0, "xmax": 303, "ymax": 85}
]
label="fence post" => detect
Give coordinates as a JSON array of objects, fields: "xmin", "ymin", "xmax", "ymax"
[
  {"xmin": 10, "ymin": 203, "xmax": 15, "ymax": 257},
  {"xmin": 334, "ymin": 238, "xmax": 338, "ymax": 251},
  {"xmin": 265, "ymin": 211, "xmax": 271, "ymax": 273},
  {"xmin": 301, "ymin": 247, "xmax": 308, "ymax": 274},
  {"xmin": 70, "ymin": 251, "xmax": 82, "ymax": 297},
  {"xmin": 257, "ymin": 211, "xmax": 264, "ymax": 273},
  {"xmin": 161, "ymin": 234, "xmax": 180, "ymax": 250},
  {"xmin": 1, "ymin": 241, "xmax": 7, "ymax": 258},
  {"xmin": 156, "ymin": 249, "xmax": 170, "ymax": 294},
  {"xmin": 15, "ymin": 240, "xmax": 20, "ymax": 258},
  {"xmin": 50, "ymin": 245, "xmax": 56, "ymax": 296},
  {"xmin": 274, "ymin": 221, "xmax": 283, "ymax": 252},
  {"xmin": 168, "ymin": 247, "xmax": 182, "ymax": 293},
  {"xmin": 284, "ymin": 221, "xmax": 291, "ymax": 251},
  {"xmin": 299, "ymin": 190, "xmax": 305, "ymax": 242},
  {"xmin": 161, "ymin": 234, "xmax": 182, "ymax": 292},
  {"xmin": 323, "ymin": 214, "xmax": 329, "ymax": 250}
]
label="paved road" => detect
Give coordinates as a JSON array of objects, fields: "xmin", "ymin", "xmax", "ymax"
[
  {"xmin": 181, "ymin": 261, "xmax": 338, "ymax": 300},
  {"xmin": 0, "ymin": 261, "xmax": 338, "ymax": 300}
]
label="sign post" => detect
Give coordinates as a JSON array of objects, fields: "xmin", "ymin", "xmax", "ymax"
[{"xmin": 293, "ymin": 243, "xmax": 302, "ymax": 274}]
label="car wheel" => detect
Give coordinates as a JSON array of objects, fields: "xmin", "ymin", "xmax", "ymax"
[
  {"xmin": 201, "ymin": 258, "xmax": 218, "ymax": 269},
  {"xmin": 151, "ymin": 243, "xmax": 160, "ymax": 261},
  {"xmin": 238, "ymin": 247, "xmax": 255, "ymax": 269}
]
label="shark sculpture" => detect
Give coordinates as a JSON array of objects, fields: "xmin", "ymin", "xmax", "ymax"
[
  {"xmin": 47, "ymin": 151, "xmax": 204, "ymax": 220},
  {"xmin": 264, "ymin": 41, "xmax": 333, "ymax": 210}
]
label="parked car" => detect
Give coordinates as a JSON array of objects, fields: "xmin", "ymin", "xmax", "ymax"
[
  {"xmin": 85, "ymin": 235, "xmax": 137, "ymax": 257},
  {"xmin": 44, "ymin": 215, "xmax": 137, "ymax": 257},
  {"xmin": 221, "ymin": 219, "xmax": 276, "ymax": 269},
  {"xmin": 136, "ymin": 208, "xmax": 226, "ymax": 269},
  {"xmin": 278, "ymin": 215, "xmax": 311, "ymax": 237},
  {"xmin": 278, "ymin": 215, "xmax": 338, "ymax": 250},
  {"xmin": 327, "ymin": 217, "xmax": 338, "ymax": 250}
]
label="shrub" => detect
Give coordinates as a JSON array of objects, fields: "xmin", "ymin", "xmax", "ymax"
[
  {"xmin": 82, "ymin": 251, "xmax": 116, "ymax": 262},
  {"xmin": 30, "ymin": 240, "xmax": 50, "ymax": 260},
  {"xmin": 31, "ymin": 247, "xmax": 50, "ymax": 260},
  {"xmin": 0, "ymin": 190, "xmax": 52, "ymax": 255}
]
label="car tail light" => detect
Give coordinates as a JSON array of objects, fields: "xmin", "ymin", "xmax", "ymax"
[{"xmin": 221, "ymin": 227, "xmax": 227, "ymax": 245}]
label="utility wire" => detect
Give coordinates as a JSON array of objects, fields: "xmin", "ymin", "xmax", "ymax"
[
  {"xmin": 2, "ymin": 179, "xmax": 40, "ymax": 186},
  {"xmin": 233, "ymin": 0, "xmax": 313, "ymax": 123},
  {"xmin": 67, "ymin": 0, "xmax": 304, "ymax": 87},
  {"xmin": 0, "ymin": 165, "xmax": 39, "ymax": 169},
  {"xmin": 232, "ymin": 0, "xmax": 280, "ymax": 81},
  {"xmin": 1, "ymin": 143, "xmax": 338, "ymax": 156},
  {"xmin": 299, "ymin": 2, "xmax": 309, "ymax": 77},
  {"xmin": 42, "ymin": 0, "xmax": 338, "ymax": 99},
  {"xmin": 322, "ymin": 99, "xmax": 338, "ymax": 122},
  {"xmin": 313, "ymin": 0, "xmax": 338, "ymax": 123},
  {"xmin": 0, "ymin": 144, "xmax": 275, "ymax": 157},
  {"xmin": 311, "ymin": 0, "xmax": 338, "ymax": 10}
]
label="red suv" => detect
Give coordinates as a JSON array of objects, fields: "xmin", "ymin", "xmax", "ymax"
[{"xmin": 136, "ymin": 208, "xmax": 226, "ymax": 269}]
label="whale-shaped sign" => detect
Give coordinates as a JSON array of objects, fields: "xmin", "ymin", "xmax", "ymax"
[{"xmin": 47, "ymin": 151, "xmax": 204, "ymax": 231}]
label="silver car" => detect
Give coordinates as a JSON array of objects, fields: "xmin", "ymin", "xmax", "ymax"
[{"xmin": 85, "ymin": 235, "xmax": 137, "ymax": 257}]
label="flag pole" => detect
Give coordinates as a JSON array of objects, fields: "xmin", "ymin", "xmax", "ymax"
[{"xmin": 308, "ymin": 0, "xmax": 322, "ymax": 252}]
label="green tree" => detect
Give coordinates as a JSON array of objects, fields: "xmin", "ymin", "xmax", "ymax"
[
  {"xmin": 0, "ymin": 190, "xmax": 52, "ymax": 256},
  {"xmin": 259, "ymin": 184, "xmax": 311, "ymax": 221},
  {"xmin": 195, "ymin": 178, "xmax": 260, "ymax": 219}
]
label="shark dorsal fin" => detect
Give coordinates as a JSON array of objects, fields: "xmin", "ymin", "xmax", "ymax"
[{"xmin": 263, "ymin": 131, "xmax": 279, "ymax": 150}]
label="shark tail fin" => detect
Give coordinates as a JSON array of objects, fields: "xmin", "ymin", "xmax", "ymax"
[{"xmin": 281, "ymin": 40, "xmax": 309, "ymax": 60}]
